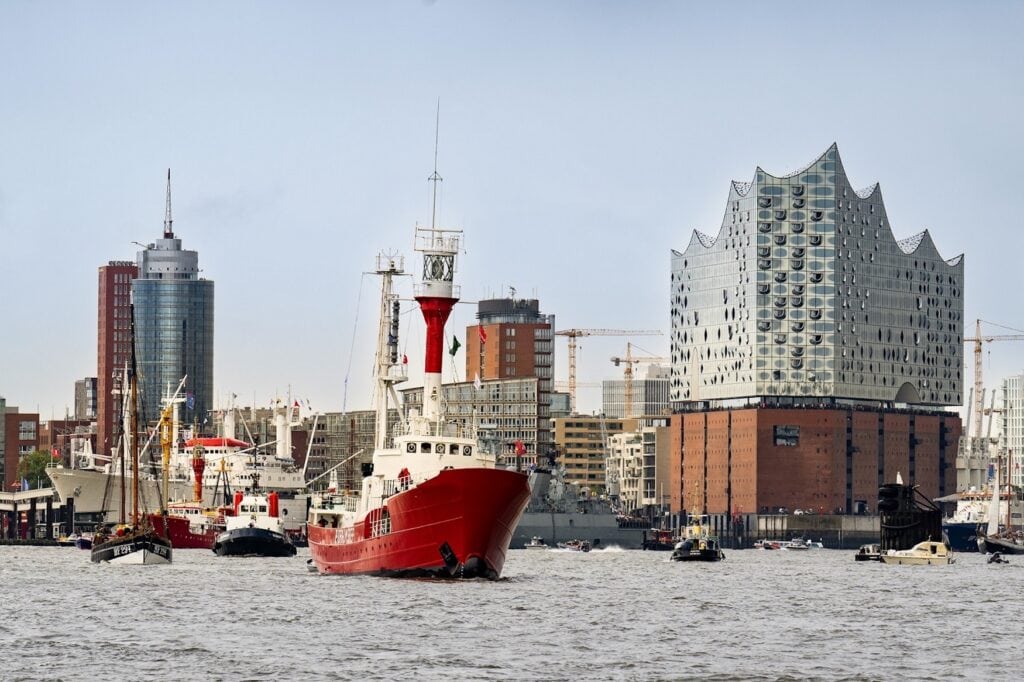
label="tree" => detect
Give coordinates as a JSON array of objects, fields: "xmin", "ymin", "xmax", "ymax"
[{"xmin": 17, "ymin": 450, "xmax": 52, "ymax": 489}]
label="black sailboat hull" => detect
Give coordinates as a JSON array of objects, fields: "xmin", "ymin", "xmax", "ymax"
[
  {"xmin": 976, "ymin": 534, "xmax": 1024, "ymax": 555},
  {"xmin": 91, "ymin": 533, "xmax": 172, "ymax": 564}
]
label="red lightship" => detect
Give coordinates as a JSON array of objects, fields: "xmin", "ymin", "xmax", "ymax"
[{"xmin": 307, "ymin": 175, "xmax": 530, "ymax": 579}]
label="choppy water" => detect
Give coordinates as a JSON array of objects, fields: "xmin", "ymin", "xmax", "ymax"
[{"xmin": 1, "ymin": 545, "xmax": 1020, "ymax": 681}]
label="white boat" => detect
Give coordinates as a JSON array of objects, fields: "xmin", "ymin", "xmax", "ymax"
[
  {"xmin": 524, "ymin": 536, "xmax": 549, "ymax": 550},
  {"xmin": 880, "ymin": 540, "xmax": 954, "ymax": 566},
  {"xmin": 46, "ymin": 400, "xmax": 309, "ymax": 533},
  {"xmin": 556, "ymin": 539, "xmax": 592, "ymax": 552},
  {"xmin": 782, "ymin": 538, "xmax": 823, "ymax": 550}
]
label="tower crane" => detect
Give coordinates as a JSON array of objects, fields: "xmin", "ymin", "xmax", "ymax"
[
  {"xmin": 610, "ymin": 342, "xmax": 669, "ymax": 419},
  {"xmin": 964, "ymin": 319, "xmax": 1024, "ymax": 440},
  {"xmin": 555, "ymin": 329, "xmax": 661, "ymax": 414}
]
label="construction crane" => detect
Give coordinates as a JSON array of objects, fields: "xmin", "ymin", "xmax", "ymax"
[
  {"xmin": 555, "ymin": 329, "xmax": 661, "ymax": 414},
  {"xmin": 610, "ymin": 342, "xmax": 669, "ymax": 419},
  {"xmin": 964, "ymin": 319, "xmax": 1024, "ymax": 440}
]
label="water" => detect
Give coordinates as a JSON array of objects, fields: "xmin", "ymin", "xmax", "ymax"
[{"xmin": 1, "ymin": 545, "xmax": 1020, "ymax": 681}]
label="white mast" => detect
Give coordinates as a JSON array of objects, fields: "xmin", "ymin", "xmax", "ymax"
[{"xmin": 374, "ymin": 254, "xmax": 407, "ymax": 450}]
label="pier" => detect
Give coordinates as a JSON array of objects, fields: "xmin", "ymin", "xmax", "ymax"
[{"xmin": 0, "ymin": 488, "xmax": 69, "ymax": 541}]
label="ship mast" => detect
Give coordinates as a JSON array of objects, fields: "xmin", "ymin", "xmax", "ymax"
[
  {"xmin": 413, "ymin": 110, "xmax": 461, "ymax": 434},
  {"xmin": 373, "ymin": 254, "xmax": 407, "ymax": 450}
]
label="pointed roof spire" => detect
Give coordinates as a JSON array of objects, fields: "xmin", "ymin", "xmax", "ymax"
[{"xmin": 163, "ymin": 168, "xmax": 174, "ymax": 238}]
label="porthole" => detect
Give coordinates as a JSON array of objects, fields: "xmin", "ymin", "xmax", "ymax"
[
  {"xmin": 463, "ymin": 446, "xmax": 472, "ymax": 456},
  {"xmin": 406, "ymin": 443, "xmax": 416, "ymax": 453}
]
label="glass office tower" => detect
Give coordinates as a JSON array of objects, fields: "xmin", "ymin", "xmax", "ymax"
[{"xmin": 132, "ymin": 175, "xmax": 214, "ymax": 427}]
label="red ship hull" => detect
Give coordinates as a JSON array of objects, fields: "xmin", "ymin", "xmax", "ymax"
[
  {"xmin": 308, "ymin": 467, "xmax": 530, "ymax": 579},
  {"xmin": 148, "ymin": 513, "xmax": 221, "ymax": 550}
]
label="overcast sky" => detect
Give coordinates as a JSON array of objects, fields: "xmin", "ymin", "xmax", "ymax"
[{"xmin": 2, "ymin": 1, "xmax": 1023, "ymax": 420}]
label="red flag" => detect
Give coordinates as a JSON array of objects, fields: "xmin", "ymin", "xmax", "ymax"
[
  {"xmin": 51, "ymin": 448, "xmax": 60, "ymax": 459},
  {"xmin": 479, "ymin": 324, "xmax": 487, "ymax": 344},
  {"xmin": 515, "ymin": 440, "xmax": 526, "ymax": 456},
  {"xmin": 293, "ymin": 400, "xmax": 299, "ymax": 408},
  {"xmin": 402, "ymin": 354, "xmax": 408, "ymax": 364}
]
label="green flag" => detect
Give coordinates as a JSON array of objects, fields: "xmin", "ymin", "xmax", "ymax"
[{"xmin": 449, "ymin": 336, "xmax": 461, "ymax": 356}]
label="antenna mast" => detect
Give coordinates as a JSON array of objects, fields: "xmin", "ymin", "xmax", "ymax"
[
  {"xmin": 163, "ymin": 168, "xmax": 174, "ymax": 238},
  {"xmin": 429, "ymin": 100, "xmax": 442, "ymax": 232}
]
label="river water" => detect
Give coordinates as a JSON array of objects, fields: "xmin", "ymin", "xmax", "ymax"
[{"xmin": 1, "ymin": 545, "xmax": 1019, "ymax": 681}]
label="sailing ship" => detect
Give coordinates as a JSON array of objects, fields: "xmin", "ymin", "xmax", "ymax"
[
  {"xmin": 90, "ymin": 339, "xmax": 173, "ymax": 565},
  {"xmin": 307, "ymin": 169, "xmax": 531, "ymax": 579},
  {"xmin": 975, "ymin": 462, "xmax": 1024, "ymax": 554}
]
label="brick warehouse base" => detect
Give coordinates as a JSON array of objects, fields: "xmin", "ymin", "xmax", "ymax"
[{"xmin": 669, "ymin": 406, "xmax": 960, "ymax": 516}]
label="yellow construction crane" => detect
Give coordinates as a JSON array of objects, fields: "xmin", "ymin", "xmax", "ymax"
[
  {"xmin": 964, "ymin": 319, "xmax": 1024, "ymax": 440},
  {"xmin": 555, "ymin": 328, "xmax": 661, "ymax": 414},
  {"xmin": 610, "ymin": 342, "xmax": 669, "ymax": 419}
]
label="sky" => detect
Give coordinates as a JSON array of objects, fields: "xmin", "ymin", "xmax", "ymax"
[{"xmin": 2, "ymin": 1, "xmax": 1023, "ymax": 420}]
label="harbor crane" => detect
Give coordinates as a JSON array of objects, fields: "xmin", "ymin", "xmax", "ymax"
[
  {"xmin": 610, "ymin": 342, "xmax": 669, "ymax": 419},
  {"xmin": 964, "ymin": 319, "xmax": 1024, "ymax": 440},
  {"xmin": 555, "ymin": 328, "xmax": 661, "ymax": 414}
]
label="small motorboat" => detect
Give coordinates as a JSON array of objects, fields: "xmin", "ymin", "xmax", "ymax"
[
  {"xmin": 880, "ymin": 540, "xmax": 954, "ymax": 566},
  {"xmin": 556, "ymin": 539, "xmax": 592, "ymax": 552},
  {"xmin": 524, "ymin": 536, "xmax": 549, "ymax": 550},
  {"xmin": 753, "ymin": 539, "xmax": 781, "ymax": 550},
  {"xmin": 854, "ymin": 543, "xmax": 882, "ymax": 562}
]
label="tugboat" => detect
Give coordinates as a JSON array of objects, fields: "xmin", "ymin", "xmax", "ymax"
[
  {"xmin": 670, "ymin": 510, "xmax": 724, "ymax": 562},
  {"xmin": 213, "ymin": 483, "xmax": 296, "ymax": 557},
  {"xmin": 306, "ymin": 164, "xmax": 531, "ymax": 580}
]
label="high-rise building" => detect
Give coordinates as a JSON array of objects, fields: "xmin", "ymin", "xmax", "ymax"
[
  {"xmin": 998, "ymin": 375, "xmax": 1024, "ymax": 489},
  {"xmin": 602, "ymin": 365, "xmax": 670, "ymax": 419},
  {"xmin": 466, "ymin": 296, "xmax": 555, "ymax": 454},
  {"xmin": 74, "ymin": 377, "xmax": 97, "ymax": 421},
  {"xmin": 96, "ymin": 261, "xmax": 138, "ymax": 454},
  {"xmin": 132, "ymin": 172, "xmax": 214, "ymax": 426},
  {"xmin": 670, "ymin": 143, "xmax": 964, "ymax": 408},
  {"xmin": 669, "ymin": 145, "xmax": 964, "ymax": 515}
]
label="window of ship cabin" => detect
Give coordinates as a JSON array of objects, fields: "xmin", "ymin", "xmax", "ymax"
[
  {"xmin": 259, "ymin": 505, "xmax": 267, "ymax": 513},
  {"xmin": 449, "ymin": 444, "xmax": 460, "ymax": 455},
  {"xmin": 421, "ymin": 442, "xmax": 431, "ymax": 453}
]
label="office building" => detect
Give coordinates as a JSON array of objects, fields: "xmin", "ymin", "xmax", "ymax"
[
  {"xmin": 74, "ymin": 377, "xmax": 98, "ymax": 421},
  {"xmin": 132, "ymin": 173, "xmax": 214, "ymax": 426},
  {"xmin": 96, "ymin": 261, "xmax": 138, "ymax": 454},
  {"xmin": 669, "ymin": 145, "xmax": 964, "ymax": 514},
  {"xmin": 602, "ymin": 365, "xmax": 670, "ymax": 419},
  {"xmin": 465, "ymin": 296, "xmax": 555, "ymax": 455}
]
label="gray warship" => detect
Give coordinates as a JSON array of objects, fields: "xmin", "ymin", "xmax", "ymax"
[{"xmin": 511, "ymin": 465, "xmax": 647, "ymax": 550}]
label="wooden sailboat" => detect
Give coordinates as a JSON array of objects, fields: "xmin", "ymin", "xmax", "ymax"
[
  {"xmin": 976, "ymin": 459, "xmax": 1024, "ymax": 555},
  {"xmin": 90, "ymin": 307, "xmax": 173, "ymax": 565}
]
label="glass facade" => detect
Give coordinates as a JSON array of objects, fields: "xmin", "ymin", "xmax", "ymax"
[
  {"xmin": 670, "ymin": 144, "xmax": 964, "ymax": 407},
  {"xmin": 132, "ymin": 229, "xmax": 214, "ymax": 427}
]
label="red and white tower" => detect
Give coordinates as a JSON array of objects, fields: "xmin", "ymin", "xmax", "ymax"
[{"xmin": 414, "ymin": 225, "xmax": 460, "ymax": 424}]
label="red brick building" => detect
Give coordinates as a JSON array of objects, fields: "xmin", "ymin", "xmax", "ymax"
[
  {"xmin": 96, "ymin": 261, "xmax": 138, "ymax": 456},
  {"xmin": 3, "ymin": 408, "xmax": 40, "ymax": 490},
  {"xmin": 670, "ymin": 407, "xmax": 960, "ymax": 516}
]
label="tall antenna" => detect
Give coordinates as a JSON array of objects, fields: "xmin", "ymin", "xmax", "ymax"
[
  {"xmin": 163, "ymin": 168, "xmax": 174, "ymax": 238},
  {"xmin": 428, "ymin": 99, "xmax": 442, "ymax": 231}
]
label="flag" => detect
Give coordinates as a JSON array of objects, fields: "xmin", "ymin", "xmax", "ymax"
[
  {"xmin": 449, "ymin": 336, "xmax": 461, "ymax": 356},
  {"xmin": 478, "ymin": 324, "xmax": 487, "ymax": 344},
  {"xmin": 186, "ymin": 392, "xmax": 195, "ymax": 410},
  {"xmin": 402, "ymin": 354, "xmax": 408, "ymax": 365},
  {"xmin": 514, "ymin": 440, "xmax": 526, "ymax": 456},
  {"xmin": 51, "ymin": 448, "xmax": 60, "ymax": 459},
  {"xmin": 294, "ymin": 400, "xmax": 299, "ymax": 408},
  {"xmin": 473, "ymin": 373, "xmax": 482, "ymax": 390},
  {"xmin": 21, "ymin": 478, "xmax": 29, "ymax": 491}
]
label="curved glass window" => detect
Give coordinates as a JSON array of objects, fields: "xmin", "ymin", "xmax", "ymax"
[{"xmin": 758, "ymin": 197, "xmax": 772, "ymax": 208}]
